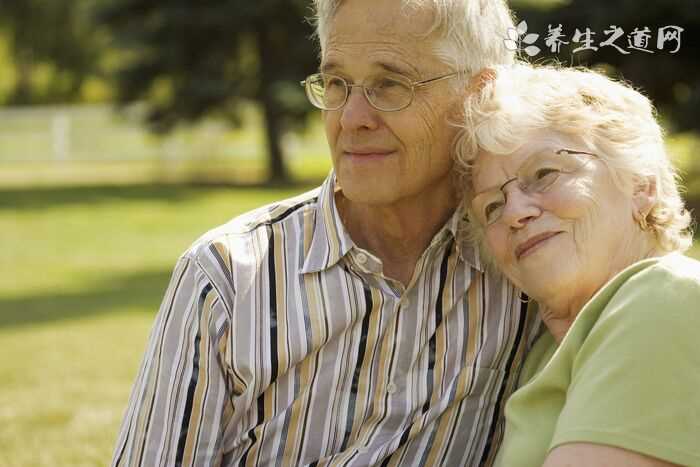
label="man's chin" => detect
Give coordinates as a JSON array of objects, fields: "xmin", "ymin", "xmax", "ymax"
[
  {"xmin": 335, "ymin": 169, "xmax": 397, "ymax": 204},
  {"xmin": 338, "ymin": 184, "xmax": 400, "ymax": 206}
]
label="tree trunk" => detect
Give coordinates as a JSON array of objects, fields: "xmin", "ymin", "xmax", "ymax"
[
  {"xmin": 256, "ymin": 24, "xmax": 291, "ymax": 185},
  {"xmin": 11, "ymin": 51, "xmax": 33, "ymax": 105},
  {"xmin": 260, "ymin": 93, "xmax": 290, "ymax": 185}
]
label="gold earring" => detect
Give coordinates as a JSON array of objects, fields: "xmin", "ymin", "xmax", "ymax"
[{"xmin": 637, "ymin": 213, "xmax": 649, "ymax": 231}]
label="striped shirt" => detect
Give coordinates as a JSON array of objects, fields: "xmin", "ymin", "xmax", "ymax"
[{"xmin": 112, "ymin": 173, "xmax": 539, "ymax": 467}]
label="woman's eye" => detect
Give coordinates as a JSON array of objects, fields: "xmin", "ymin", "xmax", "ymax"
[
  {"xmin": 484, "ymin": 201, "xmax": 504, "ymax": 222},
  {"xmin": 534, "ymin": 167, "xmax": 560, "ymax": 180}
]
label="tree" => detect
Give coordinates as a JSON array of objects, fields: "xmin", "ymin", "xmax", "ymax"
[
  {"xmin": 99, "ymin": 0, "xmax": 319, "ymax": 184},
  {"xmin": 0, "ymin": 0, "xmax": 107, "ymax": 104},
  {"xmin": 511, "ymin": 0, "xmax": 700, "ymax": 132}
]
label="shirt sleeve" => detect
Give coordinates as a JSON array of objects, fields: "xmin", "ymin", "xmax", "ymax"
[
  {"xmin": 550, "ymin": 263, "xmax": 700, "ymax": 467},
  {"xmin": 111, "ymin": 255, "xmax": 234, "ymax": 467}
]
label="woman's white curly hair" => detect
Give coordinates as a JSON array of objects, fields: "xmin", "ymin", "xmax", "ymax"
[{"xmin": 456, "ymin": 63, "xmax": 693, "ymax": 254}]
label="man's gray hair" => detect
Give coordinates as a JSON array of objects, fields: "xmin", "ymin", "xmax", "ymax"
[{"xmin": 311, "ymin": 0, "xmax": 517, "ymax": 75}]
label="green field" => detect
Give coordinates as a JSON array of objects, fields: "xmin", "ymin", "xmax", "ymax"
[
  {"xmin": 0, "ymin": 184, "xmax": 315, "ymax": 467},
  {"xmin": 0, "ymin": 104, "xmax": 332, "ymax": 188},
  {"xmin": 2, "ymin": 104, "xmax": 699, "ymax": 466},
  {"xmin": 2, "ymin": 182, "xmax": 699, "ymax": 467}
]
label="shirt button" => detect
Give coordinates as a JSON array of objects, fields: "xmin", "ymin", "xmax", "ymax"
[
  {"xmin": 356, "ymin": 253, "xmax": 368, "ymax": 264},
  {"xmin": 387, "ymin": 382, "xmax": 398, "ymax": 394}
]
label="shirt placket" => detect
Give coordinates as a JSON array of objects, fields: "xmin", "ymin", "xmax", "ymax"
[{"xmin": 348, "ymin": 235, "xmax": 457, "ymax": 455}]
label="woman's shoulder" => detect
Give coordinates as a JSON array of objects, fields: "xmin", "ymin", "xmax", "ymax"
[
  {"xmin": 653, "ymin": 251, "xmax": 700, "ymax": 281},
  {"xmin": 610, "ymin": 252, "xmax": 700, "ymax": 310},
  {"xmin": 592, "ymin": 253, "xmax": 700, "ymax": 340}
]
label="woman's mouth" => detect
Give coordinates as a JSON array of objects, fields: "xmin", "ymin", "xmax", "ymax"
[{"xmin": 515, "ymin": 231, "xmax": 563, "ymax": 260}]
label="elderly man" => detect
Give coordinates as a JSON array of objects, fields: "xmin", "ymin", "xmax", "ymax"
[{"xmin": 112, "ymin": 0, "xmax": 537, "ymax": 465}]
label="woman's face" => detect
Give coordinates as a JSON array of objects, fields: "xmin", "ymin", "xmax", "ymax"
[{"xmin": 470, "ymin": 132, "xmax": 640, "ymax": 305}]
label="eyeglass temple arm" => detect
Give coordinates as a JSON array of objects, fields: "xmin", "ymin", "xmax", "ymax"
[
  {"xmin": 556, "ymin": 148, "xmax": 598, "ymax": 158},
  {"xmin": 413, "ymin": 72, "xmax": 461, "ymax": 88}
]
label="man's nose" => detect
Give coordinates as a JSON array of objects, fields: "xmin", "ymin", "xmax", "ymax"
[{"xmin": 339, "ymin": 87, "xmax": 380, "ymax": 131}]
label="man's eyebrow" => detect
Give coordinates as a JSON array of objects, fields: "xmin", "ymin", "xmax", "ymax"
[
  {"xmin": 320, "ymin": 61, "xmax": 340, "ymax": 74},
  {"xmin": 319, "ymin": 60, "xmax": 416, "ymax": 77},
  {"xmin": 376, "ymin": 61, "xmax": 415, "ymax": 76}
]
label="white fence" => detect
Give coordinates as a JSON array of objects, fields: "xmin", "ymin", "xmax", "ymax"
[{"xmin": 0, "ymin": 104, "xmax": 275, "ymax": 163}]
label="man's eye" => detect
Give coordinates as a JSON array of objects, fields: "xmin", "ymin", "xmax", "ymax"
[
  {"xmin": 374, "ymin": 78, "xmax": 403, "ymax": 89},
  {"xmin": 325, "ymin": 77, "xmax": 345, "ymax": 89}
]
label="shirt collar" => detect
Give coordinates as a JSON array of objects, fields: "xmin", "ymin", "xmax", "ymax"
[
  {"xmin": 435, "ymin": 201, "xmax": 484, "ymax": 272},
  {"xmin": 300, "ymin": 172, "xmax": 354, "ymax": 274},
  {"xmin": 301, "ymin": 172, "xmax": 484, "ymax": 274}
]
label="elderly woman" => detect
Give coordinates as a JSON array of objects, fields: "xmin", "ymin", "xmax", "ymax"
[{"xmin": 457, "ymin": 64, "xmax": 700, "ymax": 467}]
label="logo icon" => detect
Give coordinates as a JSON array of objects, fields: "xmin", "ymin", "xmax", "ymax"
[{"xmin": 504, "ymin": 21, "xmax": 541, "ymax": 57}]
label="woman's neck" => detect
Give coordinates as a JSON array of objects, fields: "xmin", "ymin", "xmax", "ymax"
[{"xmin": 539, "ymin": 242, "xmax": 663, "ymax": 344}]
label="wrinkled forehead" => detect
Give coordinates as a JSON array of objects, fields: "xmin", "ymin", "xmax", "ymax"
[
  {"xmin": 330, "ymin": 0, "xmax": 436, "ymax": 37},
  {"xmin": 323, "ymin": 0, "xmax": 440, "ymax": 63}
]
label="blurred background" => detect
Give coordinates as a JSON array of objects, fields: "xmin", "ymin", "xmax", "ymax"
[{"xmin": 0, "ymin": 0, "xmax": 698, "ymax": 465}]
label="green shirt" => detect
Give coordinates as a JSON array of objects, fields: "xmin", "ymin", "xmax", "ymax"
[{"xmin": 495, "ymin": 253, "xmax": 700, "ymax": 467}]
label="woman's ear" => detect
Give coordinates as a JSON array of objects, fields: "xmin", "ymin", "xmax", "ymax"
[
  {"xmin": 466, "ymin": 68, "xmax": 496, "ymax": 96},
  {"xmin": 631, "ymin": 175, "xmax": 657, "ymax": 221}
]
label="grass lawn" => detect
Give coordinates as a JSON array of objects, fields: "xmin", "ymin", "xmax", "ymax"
[
  {"xmin": 2, "ymin": 183, "xmax": 699, "ymax": 467},
  {"xmin": 0, "ymin": 183, "xmax": 315, "ymax": 467}
]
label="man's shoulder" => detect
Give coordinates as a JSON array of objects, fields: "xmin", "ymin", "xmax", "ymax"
[{"xmin": 181, "ymin": 185, "xmax": 322, "ymax": 269}]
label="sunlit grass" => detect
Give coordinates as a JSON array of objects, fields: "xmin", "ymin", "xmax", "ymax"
[
  {"xmin": 0, "ymin": 184, "xmax": 312, "ymax": 467},
  {"xmin": 1, "ymin": 102, "xmax": 699, "ymax": 466},
  {"xmin": 2, "ymin": 182, "xmax": 699, "ymax": 466}
]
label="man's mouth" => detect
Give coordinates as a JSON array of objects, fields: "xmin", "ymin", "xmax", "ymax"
[{"xmin": 343, "ymin": 148, "xmax": 395, "ymax": 160}]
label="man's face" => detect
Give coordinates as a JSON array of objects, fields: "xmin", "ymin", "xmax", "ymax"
[{"xmin": 322, "ymin": 0, "xmax": 461, "ymax": 206}]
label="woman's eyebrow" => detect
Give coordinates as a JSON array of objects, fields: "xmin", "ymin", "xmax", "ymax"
[{"xmin": 473, "ymin": 180, "xmax": 508, "ymax": 197}]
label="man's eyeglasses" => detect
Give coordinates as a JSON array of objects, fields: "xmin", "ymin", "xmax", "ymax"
[
  {"xmin": 471, "ymin": 149, "xmax": 599, "ymax": 227},
  {"xmin": 300, "ymin": 72, "xmax": 459, "ymax": 112}
]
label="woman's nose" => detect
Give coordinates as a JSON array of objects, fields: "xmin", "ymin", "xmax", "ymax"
[{"xmin": 500, "ymin": 189, "xmax": 542, "ymax": 228}]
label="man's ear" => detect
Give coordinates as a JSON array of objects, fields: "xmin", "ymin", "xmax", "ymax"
[
  {"xmin": 631, "ymin": 175, "xmax": 657, "ymax": 221},
  {"xmin": 465, "ymin": 68, "xmax": 496, "ymax": 96}
]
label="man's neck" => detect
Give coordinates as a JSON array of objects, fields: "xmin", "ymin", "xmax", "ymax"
[{"xmin": 336, "ymin": 187, "xmax": 460, "ymax": 286}]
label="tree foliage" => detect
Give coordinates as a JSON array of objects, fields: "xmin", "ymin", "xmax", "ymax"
[
  {"xmin": 99, "ymin": 0, "xmax": 319, "ymax": 183},
  {"xmin": 0, "ymin": 0, "xmax": 106, "ymax": 104},
  {"xmin": 512, "ymin": 0, "xmax": 700, "ymax": 132}
]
